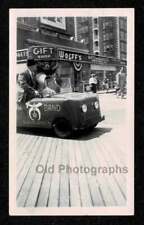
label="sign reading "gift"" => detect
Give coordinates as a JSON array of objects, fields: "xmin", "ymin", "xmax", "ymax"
[
  {"xmin": 17, "ymin": 47, "xmax": 56, "ymax": 62},
  {"xmin": 29, "ymin": 46, "xmax": 56, "ymax": 60}
]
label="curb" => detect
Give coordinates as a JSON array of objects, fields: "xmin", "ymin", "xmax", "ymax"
[{"xmin": 97, "ymin": 90, "xmax": 116, "ymax": 94}]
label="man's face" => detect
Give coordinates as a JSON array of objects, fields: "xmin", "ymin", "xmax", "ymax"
[{"xmin": 29, "ymin": 64, "xmax": 37, "ymax": 73}]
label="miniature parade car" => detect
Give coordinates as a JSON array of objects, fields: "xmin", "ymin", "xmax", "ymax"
[{"xmin": 17, "ymin": 92, "xmax": 105, "ymax": 138}]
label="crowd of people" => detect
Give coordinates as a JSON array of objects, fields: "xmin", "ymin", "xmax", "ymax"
[
  {"xmin": 88, "ymin": 74, "xmax": 114, "ymax": 93},
  {"xmin": 88, "ymin": 68, "xmax": 126, "ymax": 98}
]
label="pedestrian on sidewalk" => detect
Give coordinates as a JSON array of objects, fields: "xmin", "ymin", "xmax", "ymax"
[
  {"xmin": 89, "ymin": 73, "xmax": 97, "ymax": 93},
  {"xmin": 115, "ymin": 67, "xmax": 126, "ymax": 98},
  {"xmin": 104, "ymin": 78, "xmax": 109, "ymax": 93}
]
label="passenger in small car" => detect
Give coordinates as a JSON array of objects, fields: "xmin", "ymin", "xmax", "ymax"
[
  {"xmin": 17, "ymin": 60, "xmax": 59, "ymax": 103},
  {"xmin": 36, "ymin": 64, "xmax": 56, "ymax": 97}
]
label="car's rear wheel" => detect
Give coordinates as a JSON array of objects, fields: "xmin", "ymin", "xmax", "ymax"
[{"xmin": 53, "ymin": 119, "xmax": 72, "ymax": 138}]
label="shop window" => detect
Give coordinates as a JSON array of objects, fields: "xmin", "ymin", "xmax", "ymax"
[
  {"xmin": 104, "ymin": 32, "xmax": 113, "ymax": 41},
  {"xmin": 104, "ymin": 33, "xmax": 110, "ymax": 41},
  {"xmin": 120, "ymin": 19, "xmax": 124, "ymax": 29},
  {"xmin": 104, "ymin": 44, "xmax": 113, "ymax": 52},
  {"xmin": 56, "ymin": 62, "xmax": 74, "ymax": 92},
  {"xmin": 84, "ymin": 37, "xmax": 89, "ymax": 44},
  {"xmin": 106, "ymin": 45, "xmax": 110, "ymax": 51},
  {"xmin": 120, "ymin": 31, "xmax": 126, "ymax": 40},
  {"xmin": 57, "ymin": 62, "xmax": 73, "ymax": 76},
  {"xmin": 104, "ymin": 46, "xmax": 107, "ymax": 52},
  {"xmin": 94, "ymin": 18, "xmax": 98, "ymax": 28},
  {"xmin": 94, "ymin": 18, "xmax": 98, "ymax": 24},
  {"xmin": 120, "ymin": 42, "xmax": 127, "ymax": 52},
  {"xmin": 79, "ymin": 26, "xmax": 89, "ymax": 33},
  {"xmin": 108, "ymin": 21, "xmax": 113, "ymax": 27},
  {"xmin": 102, "ymin": 23, "xmax": 106, "ymax": 29},
  {"xmin": 94, "ymin": 29, "xmax": 98, "ymax": 40},
  {"xmin": 103, "ymin": 21, "xmax": 110, "ymax": 29},
  {"xmin": 109, "ymin": 32, "xmax": 113, "ymax": 39},
  {"xmin": 124, "ymin": 20, "xmax": 127, "ymax": 30},
  {"xmin": 94, "ymin": 30, "xmax": 98, "ymax": 36},
  {"xmin": 103, "ymin": 34, "xmax": 106, "ymax": 41},
  {"xmin": 95, "ymin": 41, "xmax": 98, "ymax": 47},
  {"xmin": 95, "ymin": 52, "xmax": 99, "ymax": 55},
  {"xmin": 94, "ymin": 41, "xmax": 99, "ymax": 51},
  {"xmin": 121, "ymin": 52, "xmax": 126, "ymax": 59}
]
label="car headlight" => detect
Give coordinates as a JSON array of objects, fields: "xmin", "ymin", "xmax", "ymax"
[
  {"xmin": 94, "ymin": 101, "xmax": 99, "ymax": 109},
  {"xmin": 81, "ymin": 104, "xmax": 87, "ymax": 113}
]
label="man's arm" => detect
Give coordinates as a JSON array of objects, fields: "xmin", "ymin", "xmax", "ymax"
[
  {"xmin": 18, "ymin": 73, "xmax": 36, "ymax": 93},
  {"xmin": 18, "ymin": 73, "xmax": 42, "ymax": 99}
]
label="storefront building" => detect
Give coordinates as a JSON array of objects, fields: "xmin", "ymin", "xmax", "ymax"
[
  {"xmin": 17, "ymin": 17, "xmax": 127, "ymax": 92},
  {"xmin": 17, "ymin": 17, "xmax": 91, "ymax": 92},
  {"xmin": 91, "ymin": 55, "xmax": 127, "ymax": 89},
  {"xmin": 17, "ymin": 46, "xmax": 91, "ymax": 92}
]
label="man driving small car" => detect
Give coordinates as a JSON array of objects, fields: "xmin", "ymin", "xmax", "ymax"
[
  {"xmin": 17, "ymin": 59, "xmax": 56, "ymax": 103},
  {"xmin": 17, "ymin": 59, "xmax": 41, "ymax": 103}
]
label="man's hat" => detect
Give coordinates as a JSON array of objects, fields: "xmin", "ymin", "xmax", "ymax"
[{"xmin": 27, "ymin": 59, "xmax": 37, "ymax": 67}]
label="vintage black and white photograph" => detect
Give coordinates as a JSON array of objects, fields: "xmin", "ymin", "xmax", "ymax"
[{"xmin": 9, "ymin": 9, "xmax": 134, "ymax": 215}]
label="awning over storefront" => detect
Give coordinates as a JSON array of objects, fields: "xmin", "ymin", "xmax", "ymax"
[
  {"xmin": 91, "ymin": 64, "xmax": 117, "ymax": 71},
  {"xmin": 17, "ymin": 46, "xmax": 127, "ymax": 68},
  {"xmin": 17, "ymin": 46, "xmax": 91, "ymax": 64}
]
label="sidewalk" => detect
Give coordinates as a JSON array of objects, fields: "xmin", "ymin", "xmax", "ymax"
[{"xmin": 97, "ymin": 89, "xmax": 116, "ymax": 94}]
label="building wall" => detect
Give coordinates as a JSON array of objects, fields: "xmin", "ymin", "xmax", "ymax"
[
  {"xmin": 76, "ymin": 16, "xmax": 127, "ymax": 61},
  {"xmin": 76, "ymin": 17, "xmax": 124, "ymax": 85},
  {"xmin": 99, "ymin": 17, "xmax": 117, "ymax": 58},
  {"xmin": 99, "ymin": 17, "xmax": 127, "ymax": 60},
  {"xmin": 76, "ymin": 17, "xmax": 93, "ymax": 53},
  {"xmin": 92, "ymin": 17, "xmax": 100, "ymax": 55},
  {"xmin": 118, "ymin": 17, "xmax": 127, "ymax": 60},
  {"xmin": 17, "ymin": 17, "xmax": 88, "ymax": 51},
  {"xmin": 17, "ymin": 17, "xmax": 127, "ymax": 91},
  {"xmin": 76, "ymin": 17, "xmax": 99, "ymax": 55}
]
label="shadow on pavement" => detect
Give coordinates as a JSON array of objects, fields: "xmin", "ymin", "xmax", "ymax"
[
  {"xmin": 72, "ymin": 127, "xmax": 112, "ymax": 141},
  {"xmin": 17, "ymin": 127, "xmax": 55, "ymax": 138},
  {"xmin": 17, "ymin": 126, "xmax": 112, "ymax": 141}
]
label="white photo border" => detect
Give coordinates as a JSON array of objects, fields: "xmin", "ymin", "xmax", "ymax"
[{"xmin": 9, "ymin": 8, "xmax": 134, "ymax": 216}]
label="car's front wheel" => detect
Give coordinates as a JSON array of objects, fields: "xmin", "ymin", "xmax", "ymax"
[
  {"xmin": 53, "ymin": 119, "xmax": 72, "ymax": 138},
  {"xmin": 86, "ymin": 123, "xmax": 98, "ymax": 132}
]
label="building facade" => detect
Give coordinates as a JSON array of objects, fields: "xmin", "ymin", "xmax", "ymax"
[
  {"xmin": 99, "ymin": 17, "xmax": 127, "ymax": 60},
  {"xmin": 76, "ymin": 16, "xmax": 127, "ymax": 60},
  {"xmin": 76, "ymin": 16, "xmax": 127, "ymax": 85},
  {"xmin": 17, "ymin": 16, "xmax": 127, "ymax": 92},
  {"xmin": 17, "ymin": 17, "xmax": 91, "ymax": 92}
]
